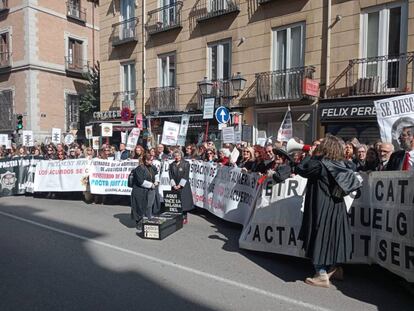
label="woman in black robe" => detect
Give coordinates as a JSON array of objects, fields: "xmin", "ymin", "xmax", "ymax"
[
  {"xmin": 169, "ymin": 149, "xmax": 193, "ymax": 224},
  {"xmin": 295, "ymin": 135, "xmax": 362, "ymax": 288},
  {"xmin": 131, "ymin": 153, "xmax": 159, "ymax": 233}
]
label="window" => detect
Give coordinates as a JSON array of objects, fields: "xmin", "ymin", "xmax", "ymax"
[
  {"xmin": 68, "ymin": 0, "xmax": 81, "ymax": 18},
  {"xmin": 0, "ymin": 32, "xmax": 10, "ymax": 67},
  {"xmin": 160, "ymin": 0, "xmax": 178, "ymax": 27},
  {"xmin": 67, "ymin": 38, "xmax": 83, "ymax": 70},
  {"xmin": 122, "ymin": 62, "xmax": 136, "ymax": 108},
  {"xmin": 271, "ymin": 23, "xmax": 305, "ymax": 99},
  {"xmin": 66, "ymin": 94, "xmax": 80, "ymax": 131},
  {"xmin": 120, "ymin": 0, "xmax": 135, "ymax": 40},
  {"xmin": 208, "ymin": 0, "xmax": 228, "ymax": 13},
  {"xmin": 0, "ymin": 90, "xmax": 12, "ymax": 131},
  {"xmin": 361, "ymin": 3, "xmax": 407, "ymax": 89},
  {"xmin": 208, "ymin": 40, "xmax": 231, "ymax": 80},
  {"xmin": 158, "ymin": 53, "xmax": 176, "ymax": 87}
]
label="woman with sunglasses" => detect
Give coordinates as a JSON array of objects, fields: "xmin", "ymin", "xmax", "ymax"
[
  {"xmin": 205, "ymin": 149, "xmax": 216, "ymax": 163},
  {"xmin": 237, "ymin": 147, "xmax": 255, "ymax": 172}
]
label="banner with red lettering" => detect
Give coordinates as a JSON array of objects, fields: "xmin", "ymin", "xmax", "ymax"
[{"xmin": 34, "ymin": 159, "xmax": 90, "ymax": 192}]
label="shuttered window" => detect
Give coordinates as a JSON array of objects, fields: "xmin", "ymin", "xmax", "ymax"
[{"xmin": 66, "ymin": 94, "xmax": 80, "ymax": 131}]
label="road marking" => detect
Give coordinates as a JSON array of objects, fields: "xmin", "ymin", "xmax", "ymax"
[{"xmin": 0, "ymin": 210, "xmax": 331, "ymax": 311}]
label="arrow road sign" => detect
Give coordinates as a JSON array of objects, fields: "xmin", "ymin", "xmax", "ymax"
[{"xmin": 215, "ymin": 106, "xmax": 230, "ymax": 124}]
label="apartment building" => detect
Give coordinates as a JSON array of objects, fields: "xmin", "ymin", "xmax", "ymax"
[
  {"xmin": 99, "ymin": 0, "xmax": 413, "ymax": 145},
  {"xmin": 0, "ymin": 0, "xmax": 99, "ymax": 141}
]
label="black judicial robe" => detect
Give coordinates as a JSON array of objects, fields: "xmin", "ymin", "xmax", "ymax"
[
  {"xmin": 169, "ymin": 160, "xmax": 194, "ymax": 211},
  {"xmin": 295, "ymin": 156, "xmax": 361, "ymax": 266},
  {"xmin": 131, "ymin": 164, "xmax": 158, "ymax": 220}
]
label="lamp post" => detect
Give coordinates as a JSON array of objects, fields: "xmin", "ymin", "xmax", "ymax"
[
  {"xmin": 197, "ymin": 76, "xmax": 213, "ymax": 96},
  {"xmin": 230, "ymin": 72, "xmax": 247, "ymax": 93}
]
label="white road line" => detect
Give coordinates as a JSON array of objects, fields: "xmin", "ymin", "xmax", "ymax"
[{"xmin": 0, "ymin": 210, "xmax": 331, "ymax": 311}]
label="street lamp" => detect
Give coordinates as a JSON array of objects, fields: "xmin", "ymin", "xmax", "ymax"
[
  {"xmin": 198, "ymin": 77, "xmax": 213, "ymax": 96},
  {"xmin": 230, "ymin": 72, "xmax": 247, "ymax": 93}
]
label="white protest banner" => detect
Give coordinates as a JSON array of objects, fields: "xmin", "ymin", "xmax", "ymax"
[
  {"xmin": 277, "ymin": 106, "xmax": 293, "ymax": 142},
  {"xmin": 5, "ymin": 139, "xmax": 11, "ymax": 149},
  {"xmin": 22, "ymin": 130, "xmax": 34, "ymax": 147},
  {"xmin": 34, "ymin": 159, "xmax": 90, "ymax": 192},
  {"xmin": 374, "ymin": 94, "xmax": 414, "ymax": 144},
  {"xmin": 92, "ymin": 137, "xmax": 100, "ymax": 150},
  {"xmin": 52, "ymin": 128, "xmax": 61, "ymax": 144},
  {"xmin": 89, "ymin": 159, "xmax": 139, "ymax": 195},
  {"xmin": 177, "ymin": 115, "xmax": 190, "ymax": 146},
  {"xmin": 368, "ymin": 171, "xmax": 414, "ymax": 282},
  {"xmin": 126, "ymin": 128, "xmax": 140, "ymax": 151},
  {"xmin": 0, "ymin": 134, "xmax": 8, "ymax": 146},
  {"xmin": 121, "ymin": 131, "xmax": 127, "ymax": 144},
  {"xmin": 64, "ymin": 134, "xmax": 75, "ymax": 145},
  {"xmin": 101, "ymin": 123, "xmax": 113, "ymax": 137},
  {"xmin": 85, "ymin": 125, "xmax": 93, "ymax": 139},
  {"xmin": 222, "ymin": 126, "xmax": 235, "ymax": 144},
  {"xmin": 161, "ymin": 121, "xmax": 180, "ymax": 146},
  {"xmin": 203, "ymin": 97, "xmax": 215, "ymax": 119},
  {"xmin": 257, "ymin": 130, "xmax": 267, "ymax": 147}
]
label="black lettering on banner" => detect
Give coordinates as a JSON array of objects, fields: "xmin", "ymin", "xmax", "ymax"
[
  {"xmin": 276, "ymin": 226, "xmax": 285, "ymax": 245},
  {"xmin": 253, "ymin": 225, "xmax": 261, "ymax": 242},
  {"xmin": 265, "ymin": 226, "xmax": 273, "ymax": 243},
  {"xmin": 391, "ymin": 242, "xmax": 400, "ymax": 266},
  {"xmin": 396, "ymin": 212, "xmax": 407, "ymax": 236},
  {"xmin": 405, "ymin": 246, "xmax": 414, "ymax": 269},
  {"xmin": 287, "ymin": 180, "xmax": 299, "ymax": 197},
  {"xmin": 348, "ymin": 206, "xmax": 355, "ymax": 226},
  {"xmin": 360, "ymin": 207, "xmax": 371, "ymax": 227},
  {"xmin": 373, "ymin": 208, "xmax": 382, "ymax": 230},
  {"xmin": 378, "ymin": 239, "xmax": 387, "ymax": 262},
  {"xmin": 375, "ymin": 181, "xmax": 384, "ymax": 201},
  {"xmin": 385, "ymin": 210, "xmax": 392, "ymax": 233},
  {"xmin": 387, "ymin": 181, "xmax": 394, "ymax": 202},
  {"xmin": 288, "ymin": 228, "xmax": 297, "ymax": 246},
  {"xmin": 360, "ymin": 235, "xmax": 371, "ymax": 257},
  {"xmin": 398, "ymin": 180, "xmax": 408, "ymax": 204}
]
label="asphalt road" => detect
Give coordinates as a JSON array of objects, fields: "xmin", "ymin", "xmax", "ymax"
[{"xmin": 0, "ymin": 195, "xmax": 413, "ymax": 311}]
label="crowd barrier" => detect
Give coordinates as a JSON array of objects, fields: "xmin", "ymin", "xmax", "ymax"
[{"xmin": 0, "ymin": 157, "xmax": 412, "ymax": 282}]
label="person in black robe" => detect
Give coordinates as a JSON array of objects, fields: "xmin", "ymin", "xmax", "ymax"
[
  {"xmin": 294, "ymin": 135, "xmax": 362, "ymax": 288},
  {"xmin": 169, "ymin": 149, "xmax": 193, "ymax": 224},
  {"xmin": 131, "ymin": 153, "xmax": 159, "ymax": 233}
]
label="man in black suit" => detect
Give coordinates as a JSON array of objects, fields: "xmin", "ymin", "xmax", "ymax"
[{"xmin": 386, "ymin": 125, "xmax": 414, "ymax": 171}]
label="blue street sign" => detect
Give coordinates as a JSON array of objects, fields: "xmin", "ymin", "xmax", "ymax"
[{"xmin": 215, "ymin": 106, "xmax": 230, "ymax": 124}]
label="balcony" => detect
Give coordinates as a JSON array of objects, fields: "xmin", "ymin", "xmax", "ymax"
[
  {"xmin": 256, "ymin": 66, "xmax": 316, "ymax": 104},
  {"xmin": 66, "ymin": 2, "xmax": 86, "ymax": 23},
  {"xmin": 327, "ymin": 52, "xmax": 414, "ymax": 98},
  {"xmin": 65, "ymin": 57, "xmax": 88, "ymax": 75},
  {"xmin": 196, "ymin": 0, "xmax": 240, "ymax": 22},
  {"xmin": 146, "ymin": 2, "xmax": 183, "ymax": 35},
  {"xmin": 258, "ymin": 0, "xmax": 273, "ymax": 4},
  {"xmin": 0, "ymin": 51, "xmax": 11, "ymax": 68},
  {"xmin": 0, "ymin": 0, "xmax": 9, "ymax": 13},
  {"xmin": 113, "ymin": 91, "xmax": 137, "ymax": 111},
  {"xmin": 149, "ymin": 87, "xmax": 179, "ymax": 112},
  {"xmin": 112, "ymin": 17, "xmax": 138, "ymax": 46},
  {"xmin": 197, "ymin": 79, "xmax": 237, "ymax": 109}
]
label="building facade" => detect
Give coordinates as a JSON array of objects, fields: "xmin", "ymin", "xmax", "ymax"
[
  {"xmin": 0, "ymin": 0, "xmax": 99, "ymax": 141},
  {"xmin": 99, "ymin": 0, "xmax": 413, "ymax": 145}
]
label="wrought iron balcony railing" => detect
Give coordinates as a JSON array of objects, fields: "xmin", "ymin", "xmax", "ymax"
[
  {"xmin": 66, "ymin": 2, "xmax": 86, "ymax": 22},
  {"xmin": 196, "ymin": 0, "xmax": 240, "ymax": 22},
  {"xmin": 65, "ymin": 57, "xmax": 88, "ymax": 74},
  {"xmin": 197, "ymin": 79, "xmax": 236, "ymax": 109},
  {"xmin": 113, "ymin": 91, "xmax": 137, "ymax": 111},
  {"xmin": 0, "ymin": 0, "xmax": 9, "ymax": 12},
  {"xmin": 146, "ymin": 2, "xmax": 183, "ymax": 35},
  {"xmin": 256, "ymin": 66, "xmax": 316, "ymax": 104},
  {"xmin": 0, "ymin": 51, "xmax": 11, "ymax": 68},
  {"xmin": 149, "ymin": 86, "xmax": 179, "ymax": 112},
  {"xmin": 112, "ymin": 17, "xmax": 139, "ymax": 46},
  {"xmin": 327, "ymin": 52, "xmax": 414, "ymax": 98}
]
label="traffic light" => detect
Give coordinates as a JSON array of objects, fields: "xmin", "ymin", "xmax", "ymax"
[{"xmin": 16, "ymin": 114, "xmax": 23, "ymax": 131}]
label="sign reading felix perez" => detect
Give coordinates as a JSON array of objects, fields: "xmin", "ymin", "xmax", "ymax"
[{"xmin": 319, "ymin": 101, "xmax": 377, "ymax": 121}]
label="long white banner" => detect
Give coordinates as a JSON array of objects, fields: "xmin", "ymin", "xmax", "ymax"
[{"xmin": 34, "ymin": 159, "xmax": 90, "ymax": 192}]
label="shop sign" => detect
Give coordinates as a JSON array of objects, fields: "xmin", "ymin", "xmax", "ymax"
[
  {"xmin": 93, "ymin": 110, "xmax": 122, "ymax": 120},
  {"xmin": 302, "ymin": 78, "xmax": 320, "ymax": 97},
  {"xmin": 319, "ymin": 102, "xmax": 377, "ymax": 121}
]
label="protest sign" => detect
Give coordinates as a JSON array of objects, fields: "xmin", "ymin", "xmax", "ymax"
[
  {"xmin": 64, "ymin": 134, "xmax": 75, "ymax": 145},
  {"xmin": 126, "ymin": 128, "xmax": 140, "ymax": 151},
  {"xmin": 92, "ymin": 137, "xmax": 100, "ymax": 150},
  {"xmin": 163, "ymin": 190, "xmax": 182, "ymax": 213},
  {"xmin": 203, "ymin": 97, "xmax": 215, "ymax": 119},
  {"xmin": 0, "ymin": 157, "xmax": 40, "ymax": 196},
  {"xmin": 22, "ymin": 130, "xmax": 34, "ymax": 147},
  {"xmin": 121, "ymin": 131, "xmax": 127, "ymax": 144},
  {"xmin": 277, "ymin": 106, "xmax": 293, "ymax": 142},
  {"xmin": 177, "ymin": 115, "xmax": 190, "ymax": 146},
  {"xmin": 52, "ymin": 128, "xmax": 61, "ymax": 144},
  {"xmin": 222, "ymin": 126, "xmax": 235, "ymax": 144},
  {"xmin": 101, "ymin": 123, "xmax": 113, "ymax": 137},
  {"xmin": 161, "ymin": 121, "xmax": 180, "ymax": 146},
  {"xmin": 374, "ymin": 94, "xmax": 414, "ymax": 144},
  {"xmin": 0, "ymin": 134, "xmax": 8, "ymax": 146},
  {"xmin": 85, "ymin": 125, "xmax": 93, "ymax": 139},
  {"xmin": 34, "ymin": 159, "xmax": 90, "ymax": 192},
  {"xmin": 89, "ymin": 159, "xmax": 139, "ymax": 195}
]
